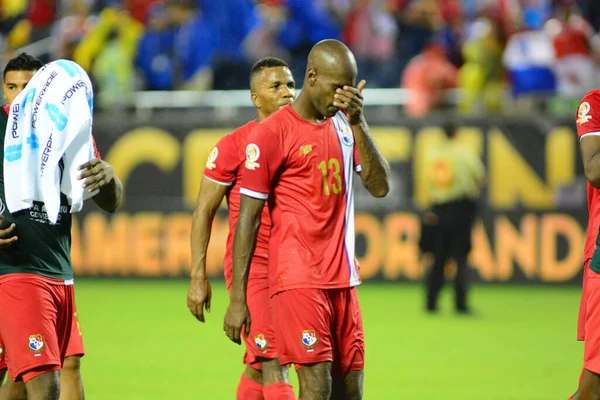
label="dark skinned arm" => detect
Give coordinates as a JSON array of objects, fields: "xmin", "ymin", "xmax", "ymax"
[
  {"xmin": 187, "ymin": 176, "xmax": 230, "ymax": 322},
  {"xmin": 223, "ymin": 194, "xmax": 265, "ymax": 344}
]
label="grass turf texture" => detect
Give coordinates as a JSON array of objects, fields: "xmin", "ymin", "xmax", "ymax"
[{"xmin": 75, "ymin": 279, "xmax": 581, "ymax": 399}]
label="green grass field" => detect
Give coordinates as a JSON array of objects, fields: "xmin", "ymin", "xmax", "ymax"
[{"xmin": 74, "ymin": 279, "xmax": 582, "ymax": 399}]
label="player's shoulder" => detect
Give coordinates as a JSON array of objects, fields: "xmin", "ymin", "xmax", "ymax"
[
  {"xmin": 228, "ymin": 120, "xmax": 258, "ymax": 145},
  {"xmin": 580, "ymin": 90, "xmax": 600, "ymax": 107},
  {"xmin": 577, "ymin": 90, "xmax": 600, "ymax": 127},
  {"xmin": 258, "ymin": 105, "xmax": 295, "ymax": 134}
]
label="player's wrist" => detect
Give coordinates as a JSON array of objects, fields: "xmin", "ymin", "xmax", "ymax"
[{"xmin": 350, "ymin": 113, "xmax": 365, "ymax": 127}]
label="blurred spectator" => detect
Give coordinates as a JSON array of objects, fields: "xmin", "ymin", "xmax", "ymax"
[
  {"xmin": 502, "ymin": 14, "xmax": 556, "ymax": 100},
  {"xmin": 200, "ymin": 0, "xmax": 256, "ymax": 89},
  {"xmin": 401, "ymin": 43, "xmax": 457, "ymax": 118},
  {"xmin": 126, "ymin": 0, "xmax": 161, "ymax": 22},
  {"xmin": 169, "ymin": 0, "xmax": 214, "ymax": 90},
  {"xmin": 344, "ymin": 0, "xmax": 397, "ymax": 87},
  {"xmin": 136, "ymin": 2, "xmax": 175, "ymax": 90},
  {"xmin": 93, "ymin": 28, "xmax": 135, "ymax": 106},
  {"xmin": 545, "ymin": 2, "xmax": 599, "ymax": 99},
  {"xmin": 242, "ymin": 1, "xmax": 289, "ymax": 62},
  {"xmin": 51, "ymin": 0, "xmax": 96, "ymax": 60},
  {"xmin": 28, "ymin": 0, "xmax": 56, "ymax": 41},
  {"xmin": 279, "ymin": 0, "xmax": 341, "ymax": 85},
  {"xmin": 73, "ymin": 5, "xmax": 142, "ymax": 72},
  {"xmin": 458, "ymin": 17, "xmax": 504, "ymax": 114},
  {"xmin": 390, "ymin": 0, "xmax": 439, "ymax": 84}
]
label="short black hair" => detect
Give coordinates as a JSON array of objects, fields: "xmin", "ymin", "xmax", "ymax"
[
  {"xmin": 3, "ymin": 53, "xmax": 44, "ymax": 80},
  {"xmin": 249, "ymin": 57, "xmax": 290, "ymax": 84}
]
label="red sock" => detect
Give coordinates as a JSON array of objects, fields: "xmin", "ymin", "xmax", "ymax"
[
  {"xmin": 263, "ymin": 382, "xmax": 295, "ymax": 400},
  {"xmin": 237, "ymin": 373, "xmax": 264, "ymax": 400}
]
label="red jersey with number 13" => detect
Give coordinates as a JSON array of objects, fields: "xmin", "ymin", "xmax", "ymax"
[
  {"xmin": 576, "ymin": 90, "xmax": 600, "ymax": 265},
  {"xmin": 202, "ymin": 120, "xmax": 271, "ymax": 288},
  {"xmin": 240, "ymin": 105, "xmax": 361, "ymax": 296}
]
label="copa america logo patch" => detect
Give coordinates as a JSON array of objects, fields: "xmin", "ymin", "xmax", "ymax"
[{"xmin": 245, "ymin": 143, "xmax": 261, "ymax": 170}]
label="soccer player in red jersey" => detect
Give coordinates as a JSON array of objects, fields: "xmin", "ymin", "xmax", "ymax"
[
  {"xmin": 0, "ymin": 53, "xmax": 123, "ymax": 400},
  {"xmin": 571, "ymin": 90, "xmax": 600, "ymax": 400},
  {"xmin": 224, "ymin": 39, "xmax": 390, "ymax": 399},
  {"xmin": 187, "ymin": 57, "xmax": 296, "ymax": 400}
]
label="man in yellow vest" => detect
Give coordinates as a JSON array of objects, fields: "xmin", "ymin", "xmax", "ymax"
[{"xmin": 423, "ymin": 123, "xmax": 485, "ymax": 314}]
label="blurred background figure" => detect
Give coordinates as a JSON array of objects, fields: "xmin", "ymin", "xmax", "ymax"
[
  {"xmin": 401, "ymin": 42, "xmax": 457, "ymax": 117},
  {"xmin": 457, "ymin": 17, "xmax": 504, "ymax": 114},
  {"xmin": 423, "ymin": 123, "xmax": 485, "ymax": 314}
]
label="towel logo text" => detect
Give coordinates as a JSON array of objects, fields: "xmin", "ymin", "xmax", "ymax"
[
  {"xmin": 32, "ymin": 71, "xmax": 58, "ymax": 130},
  {"xmin": 62, "ymin": 80, "xmax": 88, "ymax": 105}
]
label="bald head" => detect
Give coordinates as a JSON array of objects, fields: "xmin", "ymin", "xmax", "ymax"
[
  {"xmin": 299, "ymin": 39, "xmax": 359, "ymax": 119},
  {"xmin": 306, "ymin": 39, "xmax": 357, "ymax": 82}
]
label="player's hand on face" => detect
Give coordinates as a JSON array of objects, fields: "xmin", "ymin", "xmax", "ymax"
[
  {"xmin": 0, "ymin": 219, "xmax": 17, "ymax": 249},
  {"xmin": 187, "ymin": 278, "xmax": 212, "ymax": 322},
  {"xmin": 223, "ymin": 300, "xmax": 251, "ymax": 345},
  {"xmin": 77, "ymin": 159, "xmax": 116, "ymax": 193},
  {"xmin": 333, "ymin": 80, "xmax": 367, "ymax": 125}
]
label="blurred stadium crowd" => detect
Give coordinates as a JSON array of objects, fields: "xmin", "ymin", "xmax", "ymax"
[{"xmin": 0, "ymin": 0, "xmax": 599, "ymax": 115}]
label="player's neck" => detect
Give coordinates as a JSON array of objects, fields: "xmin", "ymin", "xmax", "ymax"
[{"xmin": 291, "ymin": 95, "xmax": 326, "ymax": 123}]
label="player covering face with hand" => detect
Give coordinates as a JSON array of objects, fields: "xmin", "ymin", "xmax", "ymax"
[
  {"xmin": 187, "ymin": 57, "xmax": 297, "ymax": 400},
  {"xmin": 224, "ymin": 39, "xmax": 390, "ymax": 400}
]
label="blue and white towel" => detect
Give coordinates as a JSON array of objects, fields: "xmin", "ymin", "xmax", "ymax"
[{"xmin": 4, "ymin": 59, "xmax": 98, "ymax": 224}]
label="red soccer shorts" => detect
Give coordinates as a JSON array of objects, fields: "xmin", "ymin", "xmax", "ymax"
[
  {"xmin": 234, "ymin": 264, "xmax": 278, "ymax": 370},
  {"xmin": 578, "ymin": 260, "xmax": 591, "ymax": 341},
  {"xmin": 0, "ymin": 273, "xmax": 75, "ymax": 383},
  {"xmin": 272, "ymin": 287, "xmax": 365, "ymax": 375},
  {"xmin": 0, "ymin": 307, "xmax": 84, "ymax": 372},
  {"xmin": 583, "ymin": 271, "xmax": 600, "ymax": 374}
]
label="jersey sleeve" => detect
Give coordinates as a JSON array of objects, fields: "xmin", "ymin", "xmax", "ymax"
[
  {"xmin": 576, "ymin": 91, "xmax": 600, "ymax": 140},
  {"xmin": 239, "ymin": 124, "xmax": 285, "ymax": 200},
  {"xmin": 203, "ymin": 134, "xmax": 239, "ymax": 186}
]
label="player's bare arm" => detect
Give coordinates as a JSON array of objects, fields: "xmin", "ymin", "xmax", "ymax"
[
  {"xmin": 223, "ymin": 195, "xmax": 264, "ymax": 345},
  {"xmin": 0, "ymin": 218, "xmax": 17, "ymax": 248},
  {"xmin": 581, "ymin": 135, "xmax": 600, "ymax": 188},
  {"xmin": 188, "ymin": 177, "xmax": 230, "ymax": 322},
  {"xmin": 333, "ymin": 80, "xmax": 390, "ymax": 197},
  {"xmin": 78, "ymin": 159, "xmax": 123, "ymax": 212}
]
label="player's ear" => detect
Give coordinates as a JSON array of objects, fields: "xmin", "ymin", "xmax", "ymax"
[
  {"xmin": 251, "ymin": 92, "xmax": 261, "ymax": 109},
  {"xmin": 307, "ymin": 68, "xmax": 317, "ymax": 87}
]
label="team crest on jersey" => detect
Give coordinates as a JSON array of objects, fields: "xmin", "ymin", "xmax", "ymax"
[
  {"xmin": 299, "ymin": 145, "xmax": 313, "ymax": 157},
  {"xmin": 206, "ymin": 147, "xmax": 218, "ymax": 170},
  {"xmin": 301, "ymin": 330, "xmax": 319, "ymax": 350},
  {"xmin": 340, "ymin": 125, "xmax": 354, "ymax": 146},
  {"xmin": 28, "ymin": 334, "xmax": 46, "ymax": 353},
  {"xmin": 577, "ymin": 102, "xmax": 592, "ymax": 125},
  {"xmin": 245, "ymin": 143, "xmax": 261, "ymax": 170},
  {"xmin": 254, "ymin": 334, "xmax": 268, "ymax": 352}
]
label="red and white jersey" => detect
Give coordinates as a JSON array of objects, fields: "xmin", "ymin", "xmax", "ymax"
[
  {"xmin": 202, "ymin": 120, "xmax": 271, "ymax": 287},
  {"xmin": 240, "ymin": 104, "xmax": 362, "ymax": 295},
  {"xmin": 577, "ymin": 90, "xmax": 600, "ymax": 264}
]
